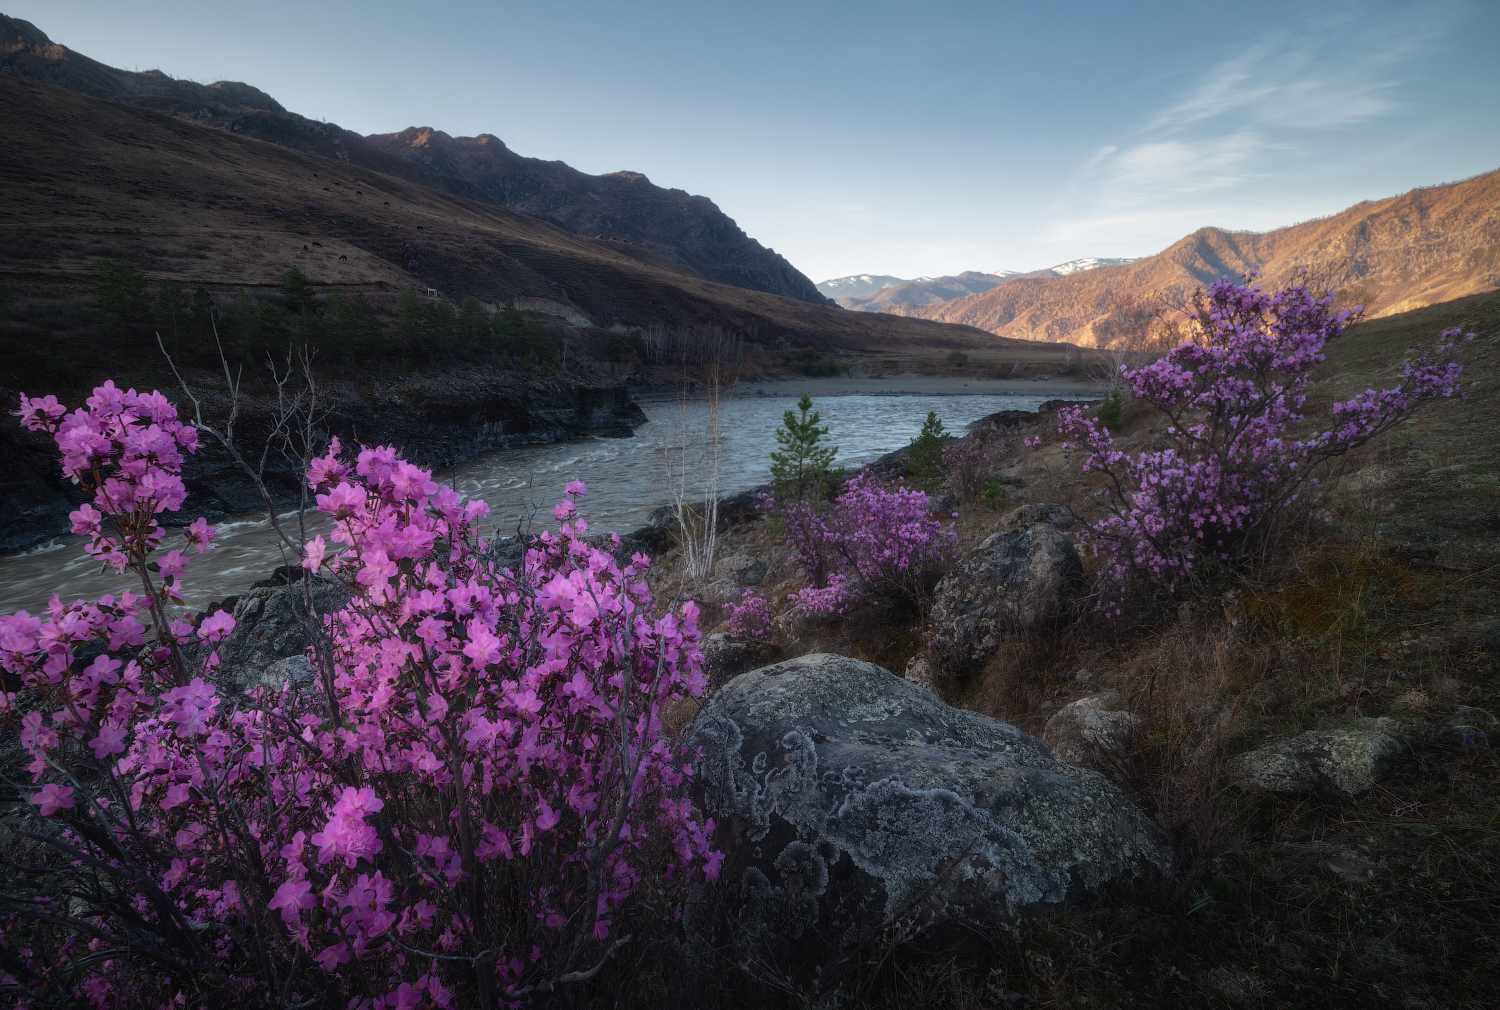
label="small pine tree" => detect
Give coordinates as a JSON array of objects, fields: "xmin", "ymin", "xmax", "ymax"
[
  {"xmin": 907, "ymin": 411, "xmax": 948, "ymax": 492},
  {"xmin": 394, "ymin": 286, "xmax": 427, "ymax": 359},
  {"xmin": 770, "ymin": 393, "xmax": 841, "ymax": 506},
  {"xmin": 188, "ymin": 286, "xmax": 217, "ymax": 352},
  {"xmin": 1096, "ymin": 388, "xmax": 1124, "ymax": 431},
  {"xmin": 155, "ymin": 279, "xmax": 188, "ymax": 353},
  {"xmin": 88, "ymin": 259, "xmax": 153, "ymax": 344},
  {"xmin": 279, "ymin": 267, "xmax": 317, "ymax": 314}
]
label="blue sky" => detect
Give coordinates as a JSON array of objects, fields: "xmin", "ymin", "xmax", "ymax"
[{"xmin": 13, "ymin": 0, "xmax": 1500, "ymax": 281}]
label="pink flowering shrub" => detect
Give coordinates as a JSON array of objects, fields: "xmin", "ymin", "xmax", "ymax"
[
  {"xmin": 1057, "ymin": 274, "xmax": 1472, "ymax": 608},
  {"xmin": 2, "ymin": 384, "xmax": 720, "ymax": 1008},
  {"xmin": 941, "ymin": 436, "xmax": 1006, "ymax": 505},
  {"xmin": 772, "ymin": 472, "xmax": 958, "ymax": 616},
  {"xmin": 726, "ymin": 590, "xmax": 774, "ymax": 639}
]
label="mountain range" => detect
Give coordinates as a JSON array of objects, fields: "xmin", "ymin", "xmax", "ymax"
[
  {"xmin": 881, "ymin": 180, "xmax": 1500, "ymax": 344},
  {"xmin": 0, "ymin": 14, "xmax": 831, "ymax": 306},
  {"xmin": 0, "ymin": 68, "xmax": 1030, "ymax": 374},
  {"xmin": 818, "ymin": 258, "xmax": 1140, "ymax": 312}
]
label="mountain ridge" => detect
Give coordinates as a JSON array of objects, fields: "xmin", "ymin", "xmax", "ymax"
[
  {"xmin": 821, "ymin": 258, "xmax": 1142, "ymax": 312},
  {"xmin": 0, "ymin": 71, "xmax": 1031, "ymax": 375},
  {"xmin": 885, "ymin": 176, "xmax": 1500, "ymax": 344},
  {"xmin": 0, "ymin": 13, "xmax": 832, "ymax": 306}
]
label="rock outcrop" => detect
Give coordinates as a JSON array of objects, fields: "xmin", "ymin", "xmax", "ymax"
[
  {"xmin": 1228, "ymin": 727, "xmax": 1403, "ymax": 797},
  {"xmin": 699, "ymin": 633, "xmax": 783, "ymax": 696},
  {"xmin": 714, "ymin": 554, "xmax": 768, "ymax": 587},
  {"xmin": 195, "ymin": 575, "xmax": 351, "ymax": 694},
  {"xmin": 1042, "ymin": 694, "xmax": 1140, "ymax": 774},
  {"xmin": 928, "ymin": 505, "xmax": 1082, "ymax": 675},
  {"xmin": 687, "ymin": 654, "xmax": 1167, "ymax": 957}
]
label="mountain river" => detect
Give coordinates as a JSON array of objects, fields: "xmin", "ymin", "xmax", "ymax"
[{"xmin": 0, "ymin": 386, "xmax": 1076, "ymax": 616}]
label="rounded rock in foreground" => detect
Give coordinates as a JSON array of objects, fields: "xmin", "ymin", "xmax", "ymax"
[
  {"xmin": 1228, "ymin": 727, "xmax": 1402, "ymax": 797},
  {"xmin": 686, "ymin": 653, "xmax": 1168, "ymax": 954}
]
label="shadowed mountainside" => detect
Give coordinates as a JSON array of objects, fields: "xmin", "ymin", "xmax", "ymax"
[
  {"xmin": 361, "ymin": 128, "xmax": 830, "ymax": 304},
  {"xmin": 0, "ymin": 13, "xmax": 830, "ymax": 305},
  {"xmin": 0, "ymin": 72, "xmax": 1020, "ymax": 359},
  {"xmin": 887, "ymin": 172, "xmax": 1500, "ymax": 344}
]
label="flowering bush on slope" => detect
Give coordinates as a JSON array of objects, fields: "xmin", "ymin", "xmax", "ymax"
[
  {"xmin": 2, "ymin": 385, "xmax": 719, "ymax": 1008},
  {"xmin": 772, "ymin": 471, "xmax": 958, "ymax": 616},
  {"xmin": 1057, "ymin": 275, "xmax": 1471, "ymax": 607}
]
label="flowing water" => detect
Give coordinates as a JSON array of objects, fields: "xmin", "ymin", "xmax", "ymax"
[{"xmin": 0, "ymin": 388, "xmax": 1066, "ymax": 616}]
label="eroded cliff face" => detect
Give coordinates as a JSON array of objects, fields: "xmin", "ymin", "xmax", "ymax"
[{"xmin": 0, "ymin": 373, "xmax": 647, "ymax": 552}]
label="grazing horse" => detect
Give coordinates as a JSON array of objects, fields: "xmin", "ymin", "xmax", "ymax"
[
  {"xmin": 303, "ymin": 245, "xmax": 310, "ymax": 251},
  {"xmin": 312, "ymin": 242, "xmax": 323, "ymax": 247},
  {"xmin": 384, "ymin": 201, "xmax": 390, "ymax": 206},
  {"xmin": 339, "ymin": 254, "xmax": 348, "ymax": 262}
]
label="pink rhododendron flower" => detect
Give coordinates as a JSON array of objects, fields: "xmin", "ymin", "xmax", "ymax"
[{"xmin": 30, "ymin": 783, "xmax": 74, "ymax": 816}]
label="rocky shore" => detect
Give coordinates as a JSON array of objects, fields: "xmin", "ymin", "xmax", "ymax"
[{"xmin": 0, "ymin": 371, "xmax": 647, "ymax": 552}]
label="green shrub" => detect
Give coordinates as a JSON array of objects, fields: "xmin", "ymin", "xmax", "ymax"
[
  {"xmin": 946, "ymin": 349, "xmax": 969, "ymax": 366},
  {"xmin": 279, "ymin": 267, "xmax": 317, "ymax": 314},
  {"xmin": 1096, "ymin": 388, "xmax": 1124, "ymax": 430},
  {"xmin": 908, "ymin": 411, "xmax": 948, "ymax": 491},
  {"xmin": 770, "ymin": 393, "xmax": 841, "ymax": 506},
  {"xmin": 87, "ymin": 259, "xmax": 152, "ymax": 344}
]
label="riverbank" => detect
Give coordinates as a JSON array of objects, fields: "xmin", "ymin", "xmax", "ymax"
[
  {"xmin": 629, "ymin": 374, "xmax": 1102, "ymax": 403},
  {"xmin": 0, "ymin": 370, "xmax": 646, "ymax": 554}
]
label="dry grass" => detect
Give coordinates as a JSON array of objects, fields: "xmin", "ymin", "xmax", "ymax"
[{"xmin": 653, "ymin": 290, "xmax": 1500, "ymax": 1008}]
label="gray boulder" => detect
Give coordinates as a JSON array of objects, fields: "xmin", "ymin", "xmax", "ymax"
[
  {"xmin": 928, "ymin": 508, "xmax": 1082, "ymax": 675},
  {"xmin": 1228, "ymin": 727, "xmax": 1402, "ymax": 797},
  {"xmin": 903, "ymin": 652, "xmax": 937, "ymax": 692},
  {"xmin": 201, "ymin": 576, "xmax": 350, "ymax": 692},
  {"xmin": 700, "ymin": 633, "xmax": 783, "ymax": 695},
  {"xmin": 714, "ymin": 554, "xmax": 768, "ymax": 587},
  {"xmin": 1043, "ymin": 694, "xmax": 1140, "ymax": 773},
  {"xmin": 687, "ymin": 654, "xmax": 1167, "ymax": 951}
]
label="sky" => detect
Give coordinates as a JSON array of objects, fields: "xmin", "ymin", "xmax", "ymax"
[{"xmin": 11, "ymin": 0, "xmax": 1500, "ymax": 282}]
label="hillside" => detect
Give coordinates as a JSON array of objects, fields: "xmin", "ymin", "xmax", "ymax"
[
  {"xmin": 0, "ymin": 13, "xmax": 830, "ymax": 305},
  {"xmin": 888, "ymin": 173, "xmax": 1500, "ymax": 344},
  {"xmin": 0, "ymin": 72, "xmax": 1021, "ymax": 372},
  {"xmin": 359, "ymin": 128, "xmax": 830, "ymax": 304}
]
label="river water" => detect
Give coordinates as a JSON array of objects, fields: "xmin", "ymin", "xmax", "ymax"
[{"xmin": 0, "ymin": 387, "xmax": 1070, "ymax": 616}]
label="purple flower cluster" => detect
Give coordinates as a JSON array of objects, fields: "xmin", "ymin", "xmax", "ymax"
[
  {"xmin": 727, "ymin": 590, "xmax": 774, "ymax": 638},
  {"xmin": 1057, "ymin": 274, "xmax": 1471, "ymax": 609},
  {"xmin": 3, "ymin": 385, "xmax": 721, "ymax": 1005},
  {"xmin": 773, "ymin": 472, "xmax": 957, "ymax": 616}
]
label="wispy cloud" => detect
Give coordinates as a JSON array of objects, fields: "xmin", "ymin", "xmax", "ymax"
[{"xmin": 1080, "ymin": 2, "xmax": 1460, "ymax": 209}]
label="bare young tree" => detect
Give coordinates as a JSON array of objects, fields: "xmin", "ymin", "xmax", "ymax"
[
  {"xmin": 1090, "ymin": 291, "xmax": 1178, "ymax": 389},
  {"xmin": 654, "ymin": 337, "xmax": 741, "ymax": 588}
]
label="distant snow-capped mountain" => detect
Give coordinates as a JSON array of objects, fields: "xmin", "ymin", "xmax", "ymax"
[
  {"xmin": 816, "ymin": 274, "xmax": 908, "ymax": 299},
  {"xmin": 1036, "ymin": 257, "xmax": 1139, "ymax": 277},
  {"xmin": 822, "ymin": 259, "xmax": 1138, "ymax": 312}
]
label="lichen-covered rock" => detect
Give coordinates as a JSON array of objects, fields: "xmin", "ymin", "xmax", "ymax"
[
  {"xmin": 903, "ymin": 653, "xmax": 937, "ymax": 692},
  {"xmin": 997, "ymin": 503, "xmax": 1076, "ymax": 532},
  {"xmin": 928, "ymin": 510, "xmax": 1082, "ymax": 675},
  {"xmin": 201, "ymin": 577, "xmax": 350, "ymax": 692},
  {"xmin": 700, "ymin": 633, "xmax": 783, "ymax": 695},
  {"xmin": 1043, "ymin": 695, "xmax": 1139, "ymax": 773},
  {"xmin": 1228, "ymin": 728, "xmax": 1402, "ymax": 797},
  {"xmin": 686, "ymin": 654, "xmax": 1167, "ymax": 951},
  {"xmin": 714, "ymin": 554, "xmax": 768, "ymax": 587},
  {"xmin": 687, "ymin": 578, "xmax": 748, "ymax": 606}
]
